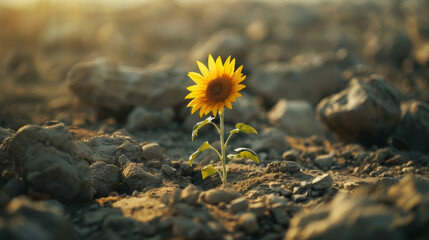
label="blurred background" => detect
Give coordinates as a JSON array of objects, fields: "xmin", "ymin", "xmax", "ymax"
[{"xmin": 0, "ymin": 0, "xmax": 428, "ymax": 130}]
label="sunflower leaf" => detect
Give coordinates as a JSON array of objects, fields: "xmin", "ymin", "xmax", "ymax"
[
  {"xmin": 234, "ymin": 147, "xmax": 259, "ymax": 164},
  {"xmin": 192, "ymin": 116, "xmax": 215, "ymax": 141},
  {"xmin": 201, "ymin": 165, "xmax": 218, "ymax": 180},
  {"xmin": 189, "ymin": 142, "xmax": 212, "ymax": 167},
  {"xmin": 235, "ymin": 123, "xmax": 258, "ymax": 134}
]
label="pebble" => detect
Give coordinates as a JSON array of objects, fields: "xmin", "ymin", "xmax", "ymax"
[
  {"xmin": 311, "ymin": 174, "xmax": 333, "ymax": 190},
  {"xmin": 202, "ymin": 188, "xmax": 241, "ymax": 205},
  {"xmin": 248, "ymin": 202, "xmax": 267, "ymax": 217},
  {"xmin": 292, "ymin": 193, "xmax": 307, "ymax": 202},
  {"xmin": 269, "ymin": 182, "xmax": 282, "ymax": 189},
  {"xmin": 84, "ymin": 211, "xmax": 106, "ymax": 225},
  {"xmin": 270, "ymin": 203, "xmax": 290, "ymax": 225},
  {"xmin": 314, "ymin": 154, "xmax": 334, "ymax": 170},
  {"xmin": 282, "ymin": 149, "xmax": 300, "ymax": 161},
  {"xmin": 142, "ymin": 143, "xmax": 164, "ymax": 161},
  {"xmin": 266, "ymin": 161, "xmax": 303, "ymax": 174},
  {"xmin": 161, "ymin": 164, "xmax": 176, "ymax": 176},
  {"xmin": 229, "ymin": 197, "xmax": 249, "ymax": 213},
  {"xmin": 239, "ymin": 213, "xmax": 259, "ymax": 234},
  {"xmin": 180, "ymin": 185, "xmax": 201, "ymax": 206}
]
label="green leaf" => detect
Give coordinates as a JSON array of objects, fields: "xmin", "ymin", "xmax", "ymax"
[
  {"xmin": 189, "ymin": 142, "xmax": 212, "ymax": 167},
  {"xmin": 235, "ymin": 123, "xmax": 258, "ymax": 134},
  {"xmin": 192, "ymin": 116, "xmax": 215, "ymax": 141},
  {"xmin": 201, "ymin": 165, "xmax": 218, "ymax": 180},
  {"xmin": 234, "ymin": 148, "xmax": 259, "ymax": 164}
]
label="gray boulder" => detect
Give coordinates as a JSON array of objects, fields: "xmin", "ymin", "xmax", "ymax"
[
  {"xmin": 126, "ymin": 106, "xmax": 174, "ymax": 131},
  {"xmin": 0, "ymin": 197, "xmax": 75, "ymax": 240},
  {"xmin": 317, "ymin": 74, "xmax": 401, "ymax": 145},
  {"xmin": 268, "ymin": 99, "xmax": 324, "ymax": 137},
  {"xmin": 393, "ymin": 101, "xmax": 429, "ymax": 153},
  {"xmin": 5, "ymin": 123, "xmax": 94, "ymax": 202},
  {"xmin": 90, "ymin": 162, "xmax": 120, "ymax": 197},
  {"xmin": 248, "ymin": 52, "xmax": 344, "ymax": 105},
  {"xmin": 66, "ymin": 58, "xmax": 188, "ymax": 117},
  {"xmin": 285, "ymin": 175, "xmax": 429, "ymax": 240}
]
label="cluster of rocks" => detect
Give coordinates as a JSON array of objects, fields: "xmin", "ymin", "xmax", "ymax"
[
  {"xmin": 286, "ymin": 175, "xmax": 429, "ymax": 240},
  {"xmin": 0, "ymin": 122, "xmax": 194, "ymax": 205}
]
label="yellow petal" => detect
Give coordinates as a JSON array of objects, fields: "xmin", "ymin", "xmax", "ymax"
[
  {"xmin": 187, "ymin": 85, "xmax": 205, "ymax": 91},
  {"xmin": 225, "ymin": 100, "xmax": 232, "ymax": 109},
  {"xmin": 188, "ymin": 72, "xmax": 206, "ymax": 84},
  {"xmin": 215, "ymin": 56, "xmax": 223, "ymax": 78},
  {"xmin": 234, "ymin": 84, "xmax": 246, "ymax": 91},
  {"xmin": 197, "ymin": 60, "xmax": 211, "ymax": 79},
  {"xmin": 185, "ymin": 92, "xmax": 204, "ymax": 99},
  {"xmin": 208, "ymin": 54, "xmax": 216, "ymax": 78},
  {"xmin": 191, "ymin": 102, "xmax": 204, "ymax": 114},
  {"xmin": 227, "ymin": 58, "xmax": 236, "ymax": 75},
  {"xmin": 234, "ymin": 75, "xmax": 246, "ymax": 83},
  {"xmin": 234, "ymin": 65, "xmax": 243, "ymax": 76},
  {"xmin": 223, "ymin": 56, "xmax": 231, "ymax": 75}
]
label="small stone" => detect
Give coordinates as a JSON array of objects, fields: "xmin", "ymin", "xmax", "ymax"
[
  {"xmin": 270, "ymin": 203, "xmax": 290, "ymax": 225},
  {"xmin": 180, "ymin": 185, "xmax": 200, "ymax": 206},
  {"xmin": 314, "ymin": 154, "xmax": 334, "ymax": 170},
  {"xmin": 173, "ymin": 217, "xmax": 204, "ymax": 239},
  {"xmin": 311, "ymin": 174, "xmax": 333, "ymax": 190},
  {"xmin": 161, "ymin": 164, "xmax": 176, "ymax": 176},
  {"xmin": 84, "ymin": 211, "xmax": 105, "ymax": 225},
  {"xmin": 229, "ymin": 197, "xmax": 248, "ymax": 213},
  {"xmin": 277, "ymin": 188, "xmax": 292, "ymax": 197},
  {"xmin": 269, "ymin": 182, "xmax": 282, "ymax": 189},
  {"xmin": 384, "ymin": 155, "xmax": 407, "ymax": 166},
  {"xmin": 248, "ymin": 202, "xmax": 267, "ymax": 217},
  {"xmin": 142, "ymin": 143, "xmax": 164, "ymax": 160},
  {"xmin": 239, "ymin": 213, "xmax": 259, "ymax": 234},
  {"xmin": 132, "ymin": 190, "xmax": 141, "ymax": 197},
  {"xmin": 292, "ymin": 193, "xmax": 307, "ymax": 202},
  {"xmin": 266, "ymin": 161, "xmax": 303, "ymax": 174},
  {"xmin": 90, "ymin": 162, "xmax": 120, "ymax": 197},
  {"xmin": 402, "ymin": 167, "xmax": 415, "ymax": 174},
  {"xmin": 282, "ymin": 150, "xmax": 300, "ymax": 161},
  {"xmin": 202, "ymin": 188, "xmax": 241, "ymax": 205}
]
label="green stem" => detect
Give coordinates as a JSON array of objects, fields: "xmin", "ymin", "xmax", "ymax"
[{"xmin": 219, "ymin": 109, "xmax": 227, "ymax": 186}]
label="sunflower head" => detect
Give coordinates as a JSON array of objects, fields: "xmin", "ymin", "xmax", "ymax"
[{"xmin": 185, "ymin": 55, "xmax": 246, "ymax": 117}]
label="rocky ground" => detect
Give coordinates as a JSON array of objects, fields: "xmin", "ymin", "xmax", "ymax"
[{"xmin": 1, "ymin": 0, "xmax": 429, "ymax": 239}]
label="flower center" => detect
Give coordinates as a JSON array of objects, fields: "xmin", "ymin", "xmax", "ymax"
[{"xmin": 206, "ymin": 77, "xmax": 232, "ymax": 102}]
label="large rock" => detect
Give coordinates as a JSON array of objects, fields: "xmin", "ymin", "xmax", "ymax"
[
  {"xmin": 317, "ymin": 74, "xmax": 401, "ymax": 145},
  {"xmin": 393, "ymin": 101, "xmax": 429, "ymax": 153},
  {"xmin": 0, "ymin": 197, "xmax": 75, "ymax": 240},
  {"xmin": 122, "ymin": 162, "xmax": 162, "ymax": 191},
  {"xmin": 90, "ymin": 162, "xmax": 120, "ymax": 197},
  {"xmin": 268, "ymin": 99, "xmax": 324, "ymax": 137},
  {"xmin": 126, "ymin": 106, "xmax": 174, "ymax": 131},
  {"xmin": 66, "ymin": 58, "xmax": 188, "ymax": 117},
  {"xmin": 4, "ymin": 123, "xmax": 94, "ymax": 202},
  {"xmin": 248, "ymin": 52, "xmax": 344, "ymax": 105},
  {"xmin": 285, "ymin": 175, "xmax": 429, "ymax": 240}
]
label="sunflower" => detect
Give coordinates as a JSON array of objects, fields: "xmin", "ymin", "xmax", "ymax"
[{"xmin": 185, "ymin": 55, "xmax": 246, "ymax": 117}]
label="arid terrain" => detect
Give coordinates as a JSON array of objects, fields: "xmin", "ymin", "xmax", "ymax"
[{"xmin": 0, "ymin": 0, "xmax": 429, "ymax": 239}]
